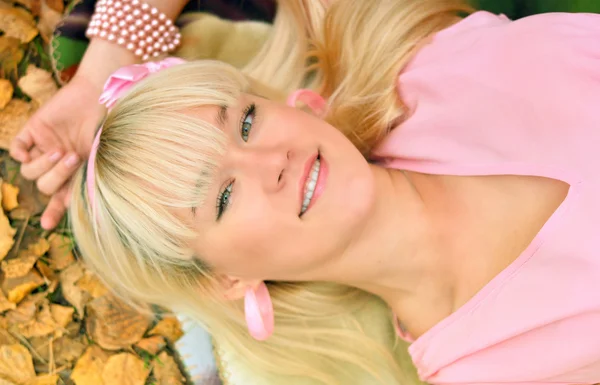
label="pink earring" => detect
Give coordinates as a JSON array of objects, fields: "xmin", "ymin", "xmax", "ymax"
[
  {"xmin": 286, "ymin": 89, "xmax": 327, "ymax": 117},
  {"xmin": 244, "ymin": 282, "xmax": 274, "ymax": 341}
]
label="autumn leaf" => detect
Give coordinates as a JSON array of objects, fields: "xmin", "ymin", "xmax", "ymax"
[
  {"xmin": 0, "ymin": 79, "xmax": 12, "ymax": 110},
  {"xmin": 0, "ymin": 7, "xmax": 38, "ymax": 43},
  {"xmin": 4, "ymin": 292, "xmax": 45, "ymax": 324},
  {"xmin": 0, "ymin": 185, "xmax": 16, "ymax": 261},
  {"xmin": 153, "ymin": 351, "xmax": 185, "ymax": 385},
  {"xmin": 29, "ymin": 334, "xmax": 87, "ymax": 367},
  {"xmin": 76, "ymin": 272, "xmax": 109, "ymax": 299},
  {"xmin": 27, "ymin": 238, "xmax": 49, "ymax": 258},
  {"xmin": 0, "ymin": 36, "xmax": 23, "ymax": 78},
  {"xmin": 148, "ymin": 316, "xmax": 184, "ymax": 343},
  {"xmin": 37, "ymin": 0, "xmax": 62, "ymax": 43},
  {"xmin": 134, "ymin": 335, "xmax": 166, "ymax": 356},
  {"xmin": 0, "ymin": 99, "xmax": 33, "ymax": 150},
  {"xmin": 0, "ymin": 327, "xmax": 18, "ymax": 346},
  {"xmin": 0, "ymin": 378, "xmax": 17, "ymax": 385},
  {"xmin": 59, "ymin": 263, "xmax": 90, "ymax": 316},
  {"xmin": 1, "ymin": 182, "xmax": 19, "ymax": 211},
  {"xmin": 85, "ymin": 294, "xmax": 151, "ymax": 351},
  {"xmin": 71, "ymin": 345, "xmax": 110, "ymax": 385},
  {"xmin": 49, "ymin": 304, "xmax": 73, "ymax": 329},
  {"xmin": 102, "ymin": 353, "xmax": 149, "ymax": 385},
  {"xmin": 0, "ymin": 344, "xmax": 36, "ymax": 384},
  {"xmin": 2, "ymin": 269, "xmax": 45, "ymax": 304},
  {"xmin": 47, "ymin": 233, "xmax": 74, "ymax": 270},
  {"xmin": 17, "ymin": 65, "xmax": 58, "ymax": 107},
  {"xmin": 1, "ymin": 252, "xmax": 39, "ymax": 278},
  {"xmin": 0, "ymin": 290, "xmax": 16, "ymax": 313},
  {"xmin": 27, "ymin": 374, "xmax": 59, "ymax": 385},
  {"xmin": 17, "ymin": 301, "xmax": 58, "ymax": 338}
]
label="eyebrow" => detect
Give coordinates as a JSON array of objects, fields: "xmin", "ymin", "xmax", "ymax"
[{"xmin": 216, "ymin": 105, "xmax": 228, "ymax": 129}]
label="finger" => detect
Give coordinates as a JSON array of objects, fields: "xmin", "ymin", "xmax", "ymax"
[
  {"xmin": 36, "ymin": 152, "xmax": 81, "ymax": 196},
  {"xmin": 20, "ymin": 149, "xmax": 64, "ymax": 181},
  {"xmin": 41, "ymin": 191, "xmax": 68, "ymax": 230},
  {"xmin": 9, "ymin": 131, "xmax": 34, "ymax": 163},
  {"xmin": 30, "ymin": 146, "xmax": 43, "ymax": 160}
]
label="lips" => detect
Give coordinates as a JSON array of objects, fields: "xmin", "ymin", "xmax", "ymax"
[{"xmin": 298, "ymin": 151, "xmax": 327, "ymax": 216}]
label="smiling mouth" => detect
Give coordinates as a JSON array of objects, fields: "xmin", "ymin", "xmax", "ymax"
[{"xmin": 300, "ymin": 153, "xmax": 321, "ymax": 216}]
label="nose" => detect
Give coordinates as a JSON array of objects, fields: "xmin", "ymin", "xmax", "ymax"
[{"xmin": 230, "ymin": 147, "xmax": 290, "ymax": 192}]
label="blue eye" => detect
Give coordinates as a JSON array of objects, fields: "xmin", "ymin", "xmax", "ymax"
[
  {"xmin": 216, "ymin": 181, "xmax": 233, "ymax": 220},
  {"xmin": 241, "ymin": 104, "xmax": 255, "ymax": 142}
]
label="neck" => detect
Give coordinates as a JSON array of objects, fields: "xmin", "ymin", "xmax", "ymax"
[{"xmin": 321, "ymin": 165, "xmax": 454, "ymax": 316}]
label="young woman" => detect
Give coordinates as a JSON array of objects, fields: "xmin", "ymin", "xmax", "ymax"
[{"xmin": 65, "ymin": 0, "xmax": 600, "ymax": 384}]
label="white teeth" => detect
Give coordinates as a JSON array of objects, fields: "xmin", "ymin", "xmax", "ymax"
[{"xmin": 301, "ymin": 159, "xmax": 320, "ymax": 215}]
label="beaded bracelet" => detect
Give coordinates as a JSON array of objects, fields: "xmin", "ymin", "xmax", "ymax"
[{"xmin": 86, "ymin": 0, "xmax": 182, "ymax": 61}]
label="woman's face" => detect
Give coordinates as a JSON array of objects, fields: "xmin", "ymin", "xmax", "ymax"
[{"xmin": 187, "ymin": 93, "xmax": 376, "ymax": 282}]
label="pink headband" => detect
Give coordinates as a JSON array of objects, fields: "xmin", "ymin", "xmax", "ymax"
[{"xmin": 86, "ymin": 57, "xmax": 186, "ymax": 217}]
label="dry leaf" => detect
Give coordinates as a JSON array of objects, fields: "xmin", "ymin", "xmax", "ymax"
[
  {"xmin": 102, "ymin": 353, "xmax": 149, "ymax": 385},
  {"xmin": 35, "ymin": 260, "xmax": 55, "ymax": 282},
  {"xmin": 153, "ymin": 351, "xmax": 185, "ymax": 385},
  {"xmin": 135, "ymin": 335, "xmax": 166, "ymax": 356},
  {"xmin": 0, "ymin": 290, "xmax": 16, "ymax": 313},
  {"xmin": 0, "ymin": 378, "xmax": 17, "ymax": 385},
  {"xmin": 2, "ymin": 269, "xmax": 45, "ymax": 303},
  {"xmin": 0, "ymin": 99, "xmax": 33, "ymax": 150},
  {"xmin": 59, "ymin": 263, "xmax": 90, "ymax": 316},
  {"xmin": 11, "ymin": 1, "xmax": 34, "ymax": 11},
  {"xmin": 37, "ymin": 0, "xmax": 61, "ymax": 43},
  {"xmin": 47, "ymin": 233, "xmax": 74, "ymax": 270},
  {"xmin": 0, "ymin": 186, "xmax": 16, "ymax": 261},
  {"xmin": 0, "ymin": 328, "xmax": 18, "ymax": 346},
  {"xmin": 76, "ymin": 272, "xmax": 109, "ymax": 299},
  {"xmin": 71, "ymin": 345, "xmax": 109, "ymax": 385},
  {"xmin": 0, "ymin": 36, "xmax": 24, "ymax": 77},
  {"xmin": 27, "ymin": 238, "xmax": 49, "ymax": 257},
  {"xmin": 149, "ymin": 316, "xmax": 184, "ymax": 343},
  {"xmin": 27, "ymin": 374, "xmax": 59, "ymax": 385},
  {"xmin": 0, "ymin": 344, "xmax": 36, "ymax": 384},
  {"xmin": 17, "ymin": 301, "xmax": 58, "ymax": 338},
  {"xmin": 4, "ymin": 292, "xmax": 45, "ymax": 324},
  {"xmin": 1, "ymin": 253, "xmax": 38, "ymax": 278},
  {"xmin": 49, "ymin": 304, "xmax": 73, "ymax": 329},
  {"xmin": 0, "ymin": 79, "xmax": 13, "ymax": 110},
  {"xmin": 85, "ymin": 295, "xmax": 151, "ymax": 351},
  {"xmin": 17, "ymin": 65, "xmax": 58, "ymax": 107},
  {"xmin": 0, "ymin": 8, "xmax": 38, "ymax": 43},
  {"xmin": 29, "ymin": 334, "xmax": 87, "ymax": 367},
  {"xmin": 1, "ymin": 182, "xmax": 19, "ymax": 211}
]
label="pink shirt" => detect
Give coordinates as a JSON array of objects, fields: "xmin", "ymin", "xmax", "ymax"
[{"xmin": 372, "ymin": 11, "xmax": 600, "ymax": 385}]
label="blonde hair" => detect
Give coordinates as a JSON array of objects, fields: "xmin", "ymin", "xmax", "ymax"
[{"xmin": 70, "ymin": 1, "xmax": 472, "ymax": 384}]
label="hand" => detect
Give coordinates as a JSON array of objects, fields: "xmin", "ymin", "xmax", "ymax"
[{"xmin": 10, "ymin": 73, "xmax": 106, "ymax": 230}]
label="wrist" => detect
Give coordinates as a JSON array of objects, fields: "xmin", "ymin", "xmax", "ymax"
[{"xmin": 76, "ymin": 38, "xmax": 140, "ymax": 88}]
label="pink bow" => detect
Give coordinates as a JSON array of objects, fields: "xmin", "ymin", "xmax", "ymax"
[{"xmin": 99, "ymin": 57, "xmax": 186, "ymax": 109}]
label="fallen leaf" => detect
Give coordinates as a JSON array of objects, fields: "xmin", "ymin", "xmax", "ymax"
[
  {"xmin": 76, "ymin": 272, "xmax": 109, "ymax": 299},
  {"xmin": 0, "ymin": 378, "xmax": 17, "ymax": 385},
  {"xmin": 0, "ymin": 79, "xmax": 12, "ymax": 110},
  {"xmin": 149, "ymin": 316, "xmax": 184, "ymax": 343},
  {"xmin": 4, "ymin": 292, "xmax": 45, "ymax": 324},
  {"xmin": 85, "ymin": 295, "xmax": 151, "ymax": 351},
  {"xmin": 1, "ymin": 182, "xmax": 19, "ymax": 211},
  {"xmin": 47, "ymin": 233, "xmax": 74, "ymax": 270},
  {"xmin": 0, "ymin": 290, "xmax": 16, "ymax": 313},
  {"xmin": 0, "ymin": 36, "xmax": 23, "ymax": 78},
  {"xmin": 11, "ymin": 1, "xmax": 34, "ymax": 12},
  {"xmin": 0, "ymin": 328, "xmax": 18, "ymax": 346},
  {"xmin": 59, "ymin": 263, "xmax": 90, "ymax": 316},
  {"xmin": 134, "ymin": 335, "xmax": 166, "ymax": 356},
  {"xmin": 153, "ymin": 351, "xmax": 185, "ymax": 385},
  {"xmin": 37, "ymin": 0, "xmax": 61, "ymax": 43},
  {"xmin": 17, "ymin": 301, "xmax": 58, "ymax": 338},
  {"xmin": 29, "ymin": 334, "xmax": 87, "ymax": 367},
  {"xmin": 71, "ymin": 345, "xmax": 109, "ymax": 385},
  {"xmin": 27, "ymin": 374, "xmax": 59, "ymax": 385},
  {"xmin": 0, "ymin": 99, "xmax": 33, "ymax": 150},
  {"xmin": 0, "ymin": 344, "xmax": 36, "ymax": 384},
  {"xmin": 0, "ymin": 184, "xmax": 16, "ymax": 261},
  {"xmin": 2, "ymin": 269, "xmax": 45, "ymax": 303},
  {"xmin": 102, "ymin": 353, "xmax": 149, "ymax": 385},
  {"xmin": 17, "ymin": 65, "xmax": 58, "ymax": 107},
  {"xmin": 27, "ymin": 238, "xmax": 49, "ymax": 257},
  {"xmin": 49, "ymin": 304, "xmax": 73, "ymax": 328},
  {"xmin": 0, "ymin": 7, "xmax": 38, "ymax": 43},
  {"xmin": 35, "ymin": 260, "xmax": 55, "ymax": 282},
  {"xmin": 1, "ymin": 252, "xmax": 38, "ymax": 278}
]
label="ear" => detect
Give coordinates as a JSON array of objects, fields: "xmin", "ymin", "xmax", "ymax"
[
  {"xmin": 286, "ymin": 89, "xmax": 327, "ymax": 118},
  {"xmin": 219, "ymin": 275, "xmax": 263, "ymax": 301}
]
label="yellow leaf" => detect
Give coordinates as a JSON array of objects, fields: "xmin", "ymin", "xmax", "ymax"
[
  {"xmin": 102, "ymin": 353, "xmax": 149, "ymax": 385},
  {"xmin": 0, "ymin": 36, "xmax": 24, "ymax": 77},
  {"xmin": 0, "ymin": 344, "xmax": 36, "ymax": 384},
  {"xmin": 76, "ymin": 272, "xmax": 109, "ymax": 299},
  {"xmin": 0, "ymin": 290, "xmax": 15, "ymax": 313},
  {"xmin": 29, "ymin": 334, "xmax": 87, "ymax": 367},
  {"xmin": 1, "ymin": 182, "xmax": 19, "ymax": 211},
  {"xmin": 0, "ymin": 378, "xmax": 18, "ymax": 385},
  {"xmin": 149, "ymin": 316, "xmax": 184, "ymax": 343},
  {"xmin": 27, "ymin": 374, "xmax": 59, "ymax": 385},
  {"xmin": 4, "ymin": 292, "xmax": 45, "ymax": 324},
  {"xmin": 17, "ymin": 301, "xmax": 58, "ymax": 338},
  {"xmin": 49, "ymin": 304, "xmax": 73, "ymax": 328},
  {"xmin": 0, "ymin": 99, "xmax": 33, "ymax": 151},
  {"xmin": 153, "ymin": 351, "xmax": 185, "ymax": 385},
  {"xmin": 17, "ymin": 65, "xmax": 58, "ymax": 107},
  {"xmin": 2, "ymin": 270, "xmax": 45, "ymax": 304},
  {"xmin": 85, "ymin": 294, "xmax": 151, "ymax": 351},
  {"xmin": 0, "ymin": 8, "xmax": 38, "ymax": 43},
  {"xmin": 0, "ymin": 79, "xmax": 13, "ymax": 110},
  {"xmin": 37, "ymin": 0, "xmax": 61, "ymax": 43},
  {"xmin": 47, "ymin": 233, "xmax": 74, "ymax": 270},
  {"xmin": 135, "ymin": 335, "xmax": 166, "ymax": 356},
  {"xmin": 59, "ymin": 263, "xmax": 90, "ymax": 316},
  {"xmin": 71, "ymin": 346, "xmax": 109, "ymax": 385},
  {"xmin": 0, "ymin": 327, "xmax": 18, "ymax": 346},
  {"xmin": 1, "ymin": 253, "xmax": 38, "ymax": 278},
  {"xmin": 27, "ymin": 238, "xmax": 49, "ymax": 257},
  {"xmin": 0, "ymin": 183, "xmax": 16, "ymax": 262}
]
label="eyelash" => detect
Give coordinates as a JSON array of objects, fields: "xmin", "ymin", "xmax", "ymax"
[{"xmin": 215, "ymin": 103, "xmax": 257, "ymax": 219}]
